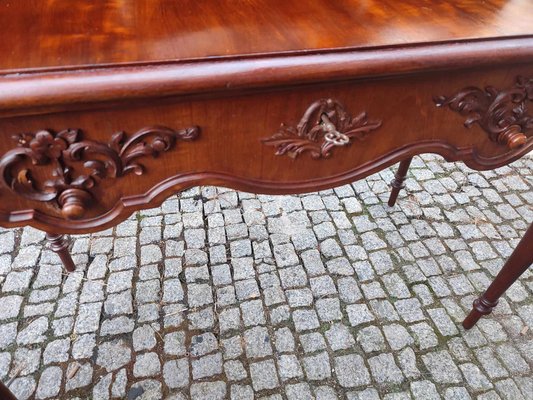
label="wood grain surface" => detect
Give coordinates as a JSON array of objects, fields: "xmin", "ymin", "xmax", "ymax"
[
  {"xmin": 1, "ymin": 0, "xmax": 532, "ymax": 71},
  {"xmin": 0, "ymin": 67, "xmax": 531, "ymax": 233}
]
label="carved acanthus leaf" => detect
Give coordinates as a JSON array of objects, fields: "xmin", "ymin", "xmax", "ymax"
[
  {"xmin": 262, "ymin": 98, "xmax": 382, "ymax": 159},
  {"xmin": 434, "ymin": 76, "xmax": 532, "ymax": 149},
  {"xmin": 0, "ymin": 125, "xmax": 200, "ymax": 219}
]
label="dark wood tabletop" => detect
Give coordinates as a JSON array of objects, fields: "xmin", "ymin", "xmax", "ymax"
[{"xmin": 1, "ymin": 0, "xmax": 532, "ymax": 72}]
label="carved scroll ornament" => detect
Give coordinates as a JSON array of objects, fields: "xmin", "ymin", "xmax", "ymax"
[
  {"xmin": 0, "ymin": 125, "xmax": 200, "ymax": 219},
  {"xmin": 435, "ymin": 76, "xmax": 532, "ymax": 149},
  {"xmin": 262, "ymin": 98, "xmax": 382, "ymax": 159}
]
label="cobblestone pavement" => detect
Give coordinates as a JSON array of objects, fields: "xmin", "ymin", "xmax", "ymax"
[{"xmin": 0, "ymin": 154, "xmax": 532, "ymax": 400}]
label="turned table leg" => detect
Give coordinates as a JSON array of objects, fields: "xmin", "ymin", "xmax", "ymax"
[
  {"xmin": 463, "ymin": 222, "xmax": 533, "ymax": 329},
  {"xmin": 388, "ymin": 157, "xmax": 413, "ymax": 207},
  {"xmin": 46, "ymin": 233, "xmax": 76, "ymax": 272}
]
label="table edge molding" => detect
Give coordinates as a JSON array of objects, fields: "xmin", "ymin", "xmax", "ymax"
[
  {"xmin": 2, "ymin": 138, "xmax": 531, "ymax": 234},
  {"xmin": 1, "ymin": 37, "xmax": 532, "ymax": 117}
]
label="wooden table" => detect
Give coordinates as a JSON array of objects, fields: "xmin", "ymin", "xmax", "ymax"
[{"xmin": 0, "ymin": 1, "xmax": 532, "ymax": 396}]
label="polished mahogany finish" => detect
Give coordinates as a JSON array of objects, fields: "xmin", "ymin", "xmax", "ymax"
[
  {"xmin": 1, "ymin": 69, "xmax": 532, "ymax": 234},
  {"xmin": 1, "ymin": 0, "xmax": 532, "ymax": 72},
  {"xmin": 0, "ymin": 8, "xmax": 531, "ymax": 383}
]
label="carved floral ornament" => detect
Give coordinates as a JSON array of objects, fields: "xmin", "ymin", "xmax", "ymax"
[
  {"xmin": 262, "ymin": 98, "xmax": 383, "ymax": 159},
  {"xmin": 0, "ymin": 125, "xmax": 200, "ymax": 219},
  {"xmin": 434, "ymin": 75, "xmax": 532, "ymax": 149}
]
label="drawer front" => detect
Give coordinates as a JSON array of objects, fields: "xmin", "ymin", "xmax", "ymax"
[{"xmin": 0, "ymin": 66, "xmax": 531, "ymax": 232}]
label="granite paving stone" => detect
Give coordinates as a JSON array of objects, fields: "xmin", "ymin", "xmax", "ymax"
[
  {"xmin": 32, "ymin": 288, "xmax": 61, "ymax": 305},
  {"xmin": 161, "ymin": 278, "xmax": 185, "ymax": 304},
  {"xmin": 346, "ymin": 303, "xmax": 375, "ymax": 326},
  {"xmin": 100, "ymin": 315, "xmax": 135, "ymax": 335},
  {"xmin": 398, "ymin": 347, "xmax": 421, "ymax": 379},
  {"xmin": 133, "ymin": 324, "xmax": 157, "ymax": 352},
  {"xmin": 0, "ymin": 295, "xmax": 23, "ymax": 320},
  {"xmin": 0, "ymin": 322, "xmax": 17, "ymax": 349},
  {"xmin": 299, "ymin": 332, "xmax": 326, "ymax": 353},
  {"xmin": 495, "ymin": 343, "xmax": 530, "ymax": 374},
  {"xmin": 278, "ymin": 354, "xmax": 304, "ymax": 381},
  {"xmin": 0, "ymin": 155, "xmax": 531, "ymax": 399},
  {"xmin": 325, "ymin": 323, "xmax": 356, "ymax": 351},
  {"xmin": 286, "ymin": 288, "xmax": 313, "ymax": 307},
  {"xmin": 189, "ymin": 332, "xmax": 218, "ymax": 357},
  {"xmin": 409, "ymin": 322, "xmax": 439, "ymax": 349},
  {"xmin": 72, "ymin": 333, "xmax": 96, "ymax": 359},
  {"xmin": 382, "ymin": 323, "xmax": 414, "ymax": 350},
  {"xmin": 394, "ymin": 298, "xmax": 426, "ymax": 323},
  {"xmin": 104, "ymin": 289, "xmax": 133, "ymax": 316},
  {"xmin": 164, "ymin": 358, "xmax": 189, "ymax": 389},
  {"xmin": 13, "ymin": 247, "xmax": 41, "ymax": 271},
  {"xmin": 74, "ymin": 302, "xmax": 102, "ymax": 334},
  {"xmin": 459, "ymin": 363, "xmax": 494, "ymax": 392},
  {"xmin": 35, "ymin": 366, "xmax": 62, "ymax": 399},
  {"xmin": 224, "ymin": 359, "xmax": 247, "ymax": 381},
  {"xmin": 474, "ymin": 347, "xmax": 509, "ymax": 379},
  {"xmin": 357, "ymin": 325, "xmax": 387, "ymax": 353},
  {"xmin": 273, "ymin": 327, "xmax": 295, "ymax": 353},
  {"xmin": 2, "ymin": 270, "xmax": 33, "ymax": 293},
  {"xmin": 43, "ymin": 338, "xmax": 70, "ymax": 364},
  {"xmin": 65, "ymin": 362, "xmax": 93, "ymax": 392},
  {"xmin": 368, "ymin": 353, "xmax": 404, "ymax": 385},
  {"xmin": 334, "ymin": 354, "xmax": 371, "ymax": 388},
  {"xmin": 110, "ymin": 368, "xmax": 127, "ymax": 397},
  {"xmin": 16, "ymin": 316, "xmax": 48, "ymax": 345},
  {"xmin": 134, "ymin": 352, "xmax": 162, "ymax": 378},
  {"xmin": 92, "ymin": 374, "xmax": 110, "ymax": 399},
  {"xmin": 96, "ymin": 339, "xmax": 132, "ymax": 372},
  {"xmin": 12, "ymin": 347, "xmax": 41, "ymax": 375},
  {"xmin": 421, "ymin": 350, "xmax": 462, "ymax": 384},
  {"xmin": 250, "ymin": 359, "xmax": 280, "ymax": 391},
  {"xmin": 0, "ymin": 353, "xmax": 10, "ymax": 380},
  {"xmin": 292, "ymin": 309, "xmax": 320, "ymax": 331},
  {"xmin": 410, "ymin": 380, "xmax": 440, "ymax": 400},
  {"xmin": 303, "ymin": 351, "xmax": 331, "ymax": 380},
  {"xmin": 244, "ymin": 326, "xmax": 273, "ymax": 358},
  {"xmin": 190, "ymin": 381, "xmax": 226, "ymax": 400}
]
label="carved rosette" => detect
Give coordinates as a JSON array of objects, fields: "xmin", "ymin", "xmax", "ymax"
[
  {"xmin": 262, "ymin": 98, "xmax": 382, "ymax": 159},
  {"xmin": 0, "ymin": 125, "xmax": 200, "ymax": 219},
  {"xmin": 434, "ymin": 76, "xmax": 532, "ymax": 149}
]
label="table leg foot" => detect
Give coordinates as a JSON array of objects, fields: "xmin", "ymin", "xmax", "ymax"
[
  {"xmin": 462, "ymin": 297, "xmax": 498, "ymax": 329},
  {"xmin": 46, "ymin": 233, "xmax": 76, "ymax": 272},
  {"xmin": 462, "ymin": 222, "xmax": 533, "ymax": 329},
  {"xmin": 388, "ymin": 157, "xmax": 412, "ymax": 207}
]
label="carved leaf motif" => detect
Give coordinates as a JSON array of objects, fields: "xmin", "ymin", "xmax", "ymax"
[
  {"xmin": 109, "ymin": 131, "xmax": 126, "ymax": 153},
  {"xmin": 435, "ymin": 76, "xmax": 532, "ymax": 148},
  {"xmin": 117, "ymin": 126, "xmax": 199, "ymax": 175},
  {"xmin": 57, "ymin": 129, "xmax": 79, "ymax": 145},
  {"xmin": 0, "ymin": 125, "xmax": 200, "ymax": 219},
  {"xmin": 262, "ymin": 99, "xmax": 382, "ymax": 159}
]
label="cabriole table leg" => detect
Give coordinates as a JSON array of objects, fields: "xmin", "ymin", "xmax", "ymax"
[
  {"xmin": 463, "ymin": 222, "xmax": 533, "ymax": 329},
  {"xmin": 388, "ymin": 157, "xmax": 413, "ymax": 207},
  {"xmin": 46, "ymin": 233, "xmax": 76, "ymax": 273}
]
